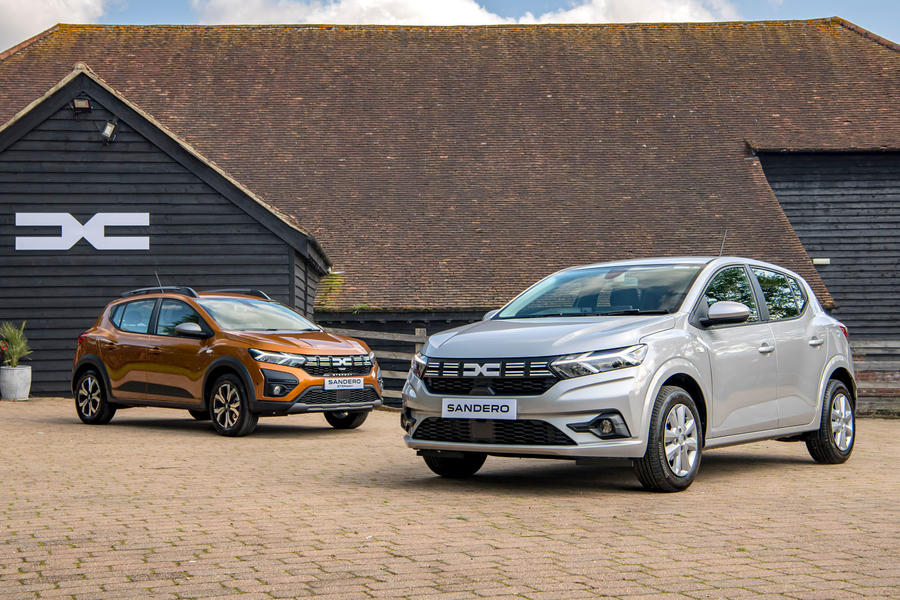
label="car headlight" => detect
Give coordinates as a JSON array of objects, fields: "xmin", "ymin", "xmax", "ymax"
[
  {"xmin": 550, "ymin": 345, "xmax": 647, "ymax": 378},
  {"xmin": 368, "ymin": 351, "xmax": 378, "ymax": 365},
  {"xmin": 249, "ymin": 348, "xmax": 308, "ymax": 368},
  {"xmin": 411, "ymin": 352, "xmax": 428, "ymax": 378}
]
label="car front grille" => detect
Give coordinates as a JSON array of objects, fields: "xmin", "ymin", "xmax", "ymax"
[
  {"xmin": 422, "ymin": 357, "xmax": 559, "ymax": 396},
  {"xmin": 301, "ymin": 354, "xmax": 373, "ymax": 377},
  {"xmin": 425, "ymin": 377, "xmax": 557, "ymax": 396},
  {"xmin": 412, "ymin": 417, "xmax": 576, "ymax": 445},
  {"xmin": 297, "ymin": 388, "xmax": 380, "ymax": 405}
]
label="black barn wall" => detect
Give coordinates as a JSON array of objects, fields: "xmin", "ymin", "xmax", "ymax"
[
  {"xmin": 760, "ymin": 152, "xmax": 900, "ymax": 338},
  {"xmin": 0, "ymin": 98, "xmax": 305, "ymax": 394}
]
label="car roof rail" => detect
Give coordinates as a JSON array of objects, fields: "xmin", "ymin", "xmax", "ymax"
[
  {"xmin": 203, "ymin": 288, "xmax": 273, "ymax": 300},
  {"xmin": 121, "ymin": 286, "xmax": 199, "ymax": 298}
]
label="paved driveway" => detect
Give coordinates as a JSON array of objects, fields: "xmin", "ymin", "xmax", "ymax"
[{"xmin": 1, "ymin": 399, "xmax": 898, "ymax": 600}]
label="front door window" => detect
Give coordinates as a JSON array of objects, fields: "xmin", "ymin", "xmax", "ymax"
[{"xmin": 703, "ymin": 266, "xmax": 759, "ymax": 322}]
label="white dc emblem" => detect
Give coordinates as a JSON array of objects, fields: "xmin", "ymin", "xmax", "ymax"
[
  {"xmin": 15, "ymin": 212, "xmax": 150, "ymax": 251},
  {"xmin": 462, "ymin": 362, "xmax": 501, "ymax": 377}
]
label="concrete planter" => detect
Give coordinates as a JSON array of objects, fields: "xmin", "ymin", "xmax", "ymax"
[{"xmin": 0, "ymin": 365, "xmax": 31, "ymax": 401}]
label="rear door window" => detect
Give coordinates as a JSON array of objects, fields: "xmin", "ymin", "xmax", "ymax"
[
  {"xmin": 703, "ymin": 266, "xmax": 760, "ymax": 322},
  {"xmin": 752, "ymin": 268, "xmax": 801, "ymax": 320},
  {"xmin": 117, "ymin": 299, "xmax": 157, "ymax": 334}
]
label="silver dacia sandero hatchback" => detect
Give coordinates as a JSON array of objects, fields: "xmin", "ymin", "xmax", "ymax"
[{"xmin": 401, "ymin": 257, "xmax": 855, "ymax": 492}]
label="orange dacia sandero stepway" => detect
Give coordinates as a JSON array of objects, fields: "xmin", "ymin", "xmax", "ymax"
[{"xmin": 72, "ymin": 287, "xmax": 383, "ymax": 436}]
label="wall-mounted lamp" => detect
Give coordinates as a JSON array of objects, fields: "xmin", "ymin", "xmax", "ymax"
[
  {"xmin": 101, "ymin": 118, "xmax": 118, "ymax": 144},
  {"xmin": 72, "ymin": 98, "xmax": 92, "ymax": 113}
]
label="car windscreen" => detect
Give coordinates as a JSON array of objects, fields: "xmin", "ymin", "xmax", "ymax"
[
  {"xmin": 196, "ymin": 298, "xmax": 319, "ymax": 331},
  {"xmin": 496, "ymin": 264, "xmax": 703, "ymax": 319}
]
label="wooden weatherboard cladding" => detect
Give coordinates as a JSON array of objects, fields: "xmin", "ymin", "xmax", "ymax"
[
  {"xmin": 759, "ymin": 152, "xmax": 900, "ymax": 338},
  {"xmin": 0, "ymin": 72, "xmax": 326, "ymax": 394}
]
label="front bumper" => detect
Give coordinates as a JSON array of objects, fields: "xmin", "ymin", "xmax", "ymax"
[
  {"xmin": 253, "ymin": 384, "xmax": 382, "ymax": 415},
  {"xmin": 401, "ymin": 367, "xmax": 651, "ymax": 459},
  {"xmin": 246, "ymin": 358, "xmax": 384, "ymax": 415}
]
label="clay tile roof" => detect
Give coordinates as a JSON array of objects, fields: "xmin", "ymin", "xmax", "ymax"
[{"xmin": 2, "ymin": 18, "xmax": 898, "ymax": 310}]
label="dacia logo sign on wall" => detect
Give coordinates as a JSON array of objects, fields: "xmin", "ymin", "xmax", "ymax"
[{"xmin": 15, "ymin": 213, "xmax": 150, "ymax": 251}]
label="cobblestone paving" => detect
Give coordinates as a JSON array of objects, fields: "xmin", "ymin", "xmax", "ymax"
[{"xmin": 1, "ymin": 399, "xmax": 898, "ymax": 599}]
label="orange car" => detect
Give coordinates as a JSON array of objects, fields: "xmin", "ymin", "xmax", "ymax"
[{"xmin": 72, "ymin": 287, "xmax": 382, "ymax": 436}]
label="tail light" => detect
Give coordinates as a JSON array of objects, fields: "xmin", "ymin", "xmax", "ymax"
[
  {"xmin": 838, "ymin": 324, "xmax": 849, "ymax": 340},
  {"xmin": 77, "ymin": 334, "xmax": 87, "ymax": 346}
]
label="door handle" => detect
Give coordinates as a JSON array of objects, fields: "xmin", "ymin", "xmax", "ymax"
[
  {"xmin": 148, "ymin": 346, "xmax": 162, "ymax": 354},
  {"xmin": 758, "ymin": 342, "xmax": 775, "ymax": 354},
  {"xmin": 808, "ymin": 337, "xmax": 824, "ymax": 347}
]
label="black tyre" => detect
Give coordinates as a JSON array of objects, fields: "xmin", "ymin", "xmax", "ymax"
[
  {"xmin": 323, "ymin": 410, "xmax": 369, "ymax": 429},
  {"xmin": 188, "ymin": 409, "xmax": 210, "ymax": 421},
  {"xmin": 634, "ymin": 385, "xmax": 703, "ymax": 492},
  {"xmin": 208, "ymin": 374, "xmax": 258, "ymax": 437},
  {"xmin": 422, "ymin": 451, "xmax": 487, "ymax": 478},
  {"xmin": 806, "ymin": 380, "xmax": 855, "ymax": 464},
  {"xmin": 74, "ymin": 370, "xmax": 116, "ymax": 425}
]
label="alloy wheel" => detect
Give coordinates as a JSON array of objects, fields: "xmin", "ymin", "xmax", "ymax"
[
  {"xmin": 664, "ymin": 403, "xmax": 699, "ymax": 477},
  {"xmin": 77, "ymin": 375, "xmax": 101, "ymax": 418},
  {"xmin": 830, "ymin": 393, "xmax": 854, "ymax": 452},
  {"xmin": 212, "ymin": 382, "xmax": 241, "ymax": 429}
]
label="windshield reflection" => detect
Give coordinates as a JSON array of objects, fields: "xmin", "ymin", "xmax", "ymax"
[{"xmin": 497, "ymin": 264, "xmax": 702, "ymax": 319}]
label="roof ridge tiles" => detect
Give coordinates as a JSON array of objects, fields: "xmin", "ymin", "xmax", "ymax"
[
  {"xmin": 46, "ymin": 17, "xmax": 847, "ymax": 32},
  {"xmin": 3, "ymin": 18, "xmax": 895, "ymax": 62}
]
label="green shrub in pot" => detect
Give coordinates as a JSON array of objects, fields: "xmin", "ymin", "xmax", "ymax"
[{"xmin": 0, "ymin": 321, "xmax": 32, "ymax": 401}]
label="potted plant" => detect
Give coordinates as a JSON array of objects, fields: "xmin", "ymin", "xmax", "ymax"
[{"xmin": 0, "ymin": 321, "xmax": 32, "ymax": 401}]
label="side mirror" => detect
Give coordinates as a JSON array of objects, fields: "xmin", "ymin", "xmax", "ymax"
[
  {"xmin": 702, "ymin": 301, "xmax": 751, "ymax": 326},
  {"xmin": 175, "ymin": 322, "xmax": 208, "ymax": 338},
  {"xmin": 483, "ymin": 309, "xmax": 500, "ymax": 321}
]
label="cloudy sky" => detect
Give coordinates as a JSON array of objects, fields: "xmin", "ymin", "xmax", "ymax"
[{"xmin": 1, "ymin": 0, "xmax": 897, "ymax": 52}]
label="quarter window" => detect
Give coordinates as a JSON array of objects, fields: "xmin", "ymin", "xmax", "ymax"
[
  {"xmin": 752, "ymin": 268, "xmax": 801, "ymax": 320},
  {"xmin": 703, "ymin": 267, "xmax": 759, "ymax": 322},
  {"xmin": 156, "ymin": 300, "xmax": 205, "ymax": 336},
  {"xmin": 787, "ymin": 277, "xmax": 808, "ymax": 313},
  {"xmin": 109, "ymin": 304, "xmax": 124, "ymax": 328},
  {"xmin": 117, "ymin": 299, "xmax": 156, "ymax": 334}
]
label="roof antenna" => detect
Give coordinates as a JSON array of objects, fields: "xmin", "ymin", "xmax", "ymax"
[
  {"xmin": 154, "ymin": 271, "xmax": 163, "ymax": 292},
  {"xmin": 718, "ymin": 228, "xmax": 728, "ymax": 257}
]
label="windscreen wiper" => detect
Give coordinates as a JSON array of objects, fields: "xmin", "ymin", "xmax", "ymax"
[
  {"xmin": 497, "ymin": 313, "xmax": 578, "ymax": 319},
  {"xmin": 594, "ymin": 309, "xmax": 670, "ymax": 316},
  {"xmin": 499, "ymin": 309, "xmax": 671, "ymax": 319}
]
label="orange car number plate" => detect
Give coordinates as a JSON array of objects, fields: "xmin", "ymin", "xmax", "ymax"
[{"xmin": 324, "ymin": 377, "xmax": 364, "ymax": 391}]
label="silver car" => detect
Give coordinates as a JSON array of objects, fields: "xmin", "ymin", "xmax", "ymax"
[{"xmin": 401, "ymin": 257, "xmax": 856, "ymax": 491}]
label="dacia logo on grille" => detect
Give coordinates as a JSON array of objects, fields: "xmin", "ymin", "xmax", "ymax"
[
  {"xmin": 462, "ymin": 362, "xmax": 501, "ymax": 377},
  {"xmin": 333, "ymin": 357, "xmax": 353, "ymax": 367}
]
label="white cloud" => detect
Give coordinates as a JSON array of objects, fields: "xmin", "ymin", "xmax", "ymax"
[
  {"xmin": 521, "ymin": 0, "xmax": 741, "ymax": 24},
  {"xmin": 0, "ymin": 0, "xmax": 109, "ymax": 52},
  {"xmin": 191, "ymin": 0, "xmax": 508, "ymax": 25},
  {"xmin": 192, "ymin": 0, "xmax": 740, "ymax": 25}
]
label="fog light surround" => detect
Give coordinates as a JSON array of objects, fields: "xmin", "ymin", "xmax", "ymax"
[
  {"xmin": 568, "ymin": 411, "xmax": 631, "ymax": 439},
  {"xmin": 261, "ymin": 368, "xmax": 299, "ymax": 398},
  {"xmin": 400, "ymin": 408, "xmax": 417, "ymax": 432}
]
